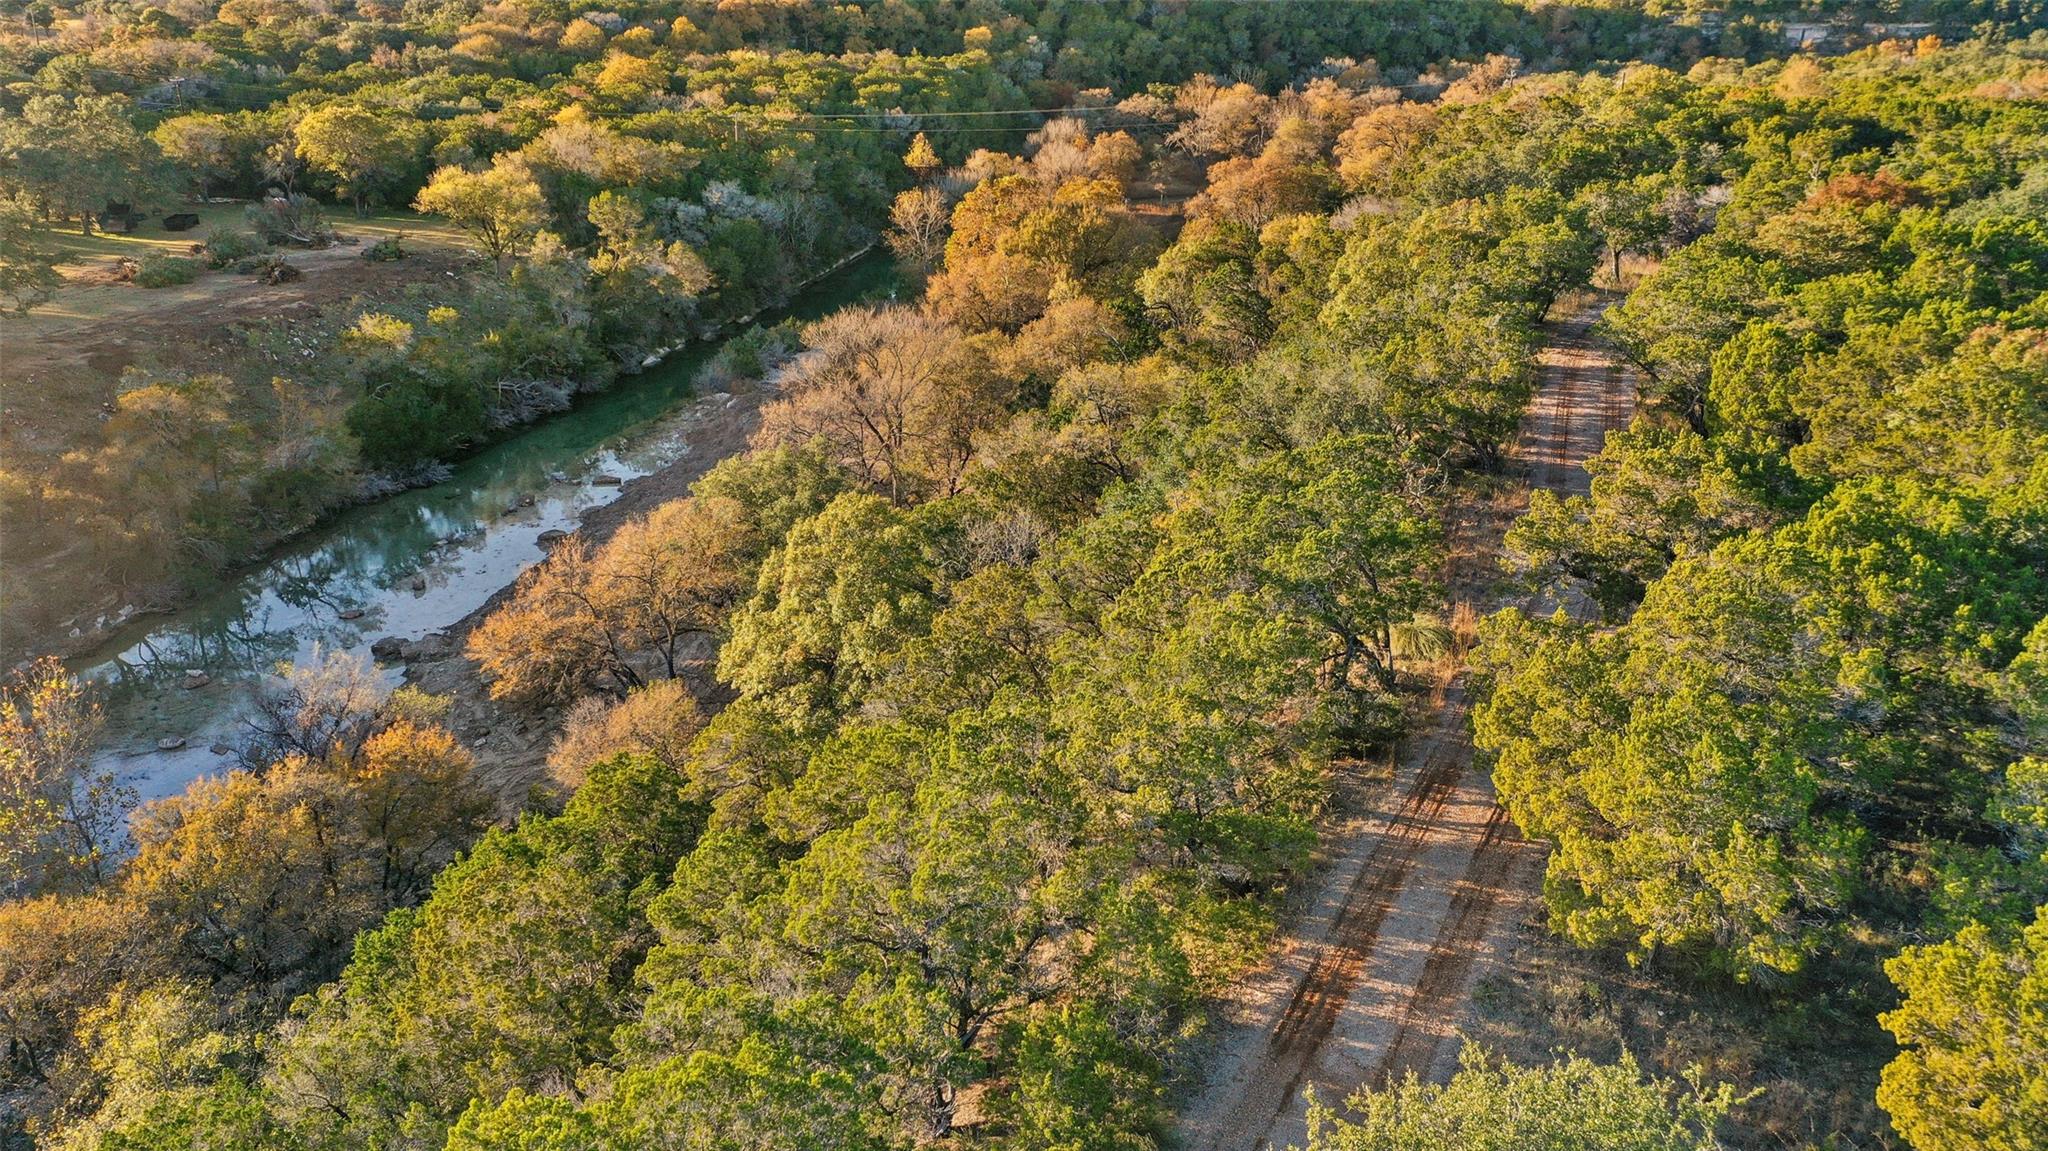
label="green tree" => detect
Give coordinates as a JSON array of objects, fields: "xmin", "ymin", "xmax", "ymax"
[
  {"xmin": 1318, "ymin": 196, "xmax": 1572, "ymax": 468},
  {"xmin": 1503, "ymin": 418, "xmax": 1779, "ymax": 616},
  {"xmin": 444, "ymin": 1032, "xmax": 884, "ymax": 1151},
  {"xmin": 339, "ymin": 311, "xmax": 491, "ymax": 470},
  {"xmin": 585, "ymin": 190, "xmax": 713, "ymax": 363},
  {"xmin": 1153, "ymin": 435, "xmax": 1440, "ymax": 696},
  {"xmin": 265, "ymin": 751, "xmax": 704, "ymax": 1148},
  {"xmin": 1878, "ymin": 907, "xmax": 2048, "ymax": 1151},
  {"xmin": 1477, "ymin": 478, "xmax": 2045, "ymax": 977},
  {"xmin": 1137, "ymin": 220, "xmax": 1271, "ymax": 364},
  {"xmin": 1305, "ymin": 1046, "xmax": 1735, "ymax": 1151},
  {"xmin": 1793, "ymin": 324, "xmax": 2048, "ymax": 500},
  {"xmin": 1602, "ymin": 241, "xmax": 1784, "ymax": 433},
  {"xmin": 0, "ymin": 94, "xmax": 153, "ymax": 234},
  {"xmin": 1000, "ymin": 1004, "xmax": 1165, "ymax": 1151},
  {"xmin": 1578, "ymin": 175, "xmax": 1671, "ymax": 285},
  {"xmin": 645, "ymin": 727, "xmax": 1081, "ymax": 1143},
  {"xmin": 717, "ymin": 492, "xmax": 936, "ymax": 717},
  {"xmin": 294, "ymin": 104, "xmax": 417, "ymax": 215},
  {"xmin": 0, "ymin": 194, "xmax": 61, "ymax": 314},
  {"xmin": 151, "ymin": 113, "xmax": 242, "ymax": 201},
  {"xmin": 56, "ymin": 982, "xmax": 257, "ymax": 1151}
]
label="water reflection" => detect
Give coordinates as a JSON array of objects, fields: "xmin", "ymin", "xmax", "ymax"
[{"xmin": 73, "ymin": 253, "xmax": 899, "ymax": 803}]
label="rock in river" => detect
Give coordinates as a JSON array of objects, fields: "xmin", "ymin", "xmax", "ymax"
[
  {"xmin": 157, "ymin": 736, "xmax": 187, "ymax": 751},
  {"xmin": 370, "ymin": 636, "xmax": 406, "ymax": 660}
]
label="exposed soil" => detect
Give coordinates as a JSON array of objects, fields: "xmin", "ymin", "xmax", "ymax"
[
  {"xmin": 397, "ymin": 383, "xmax": 769, "ymax": 812},
  {"xmin": 0, "ymin": 242, "xmax": 475, "ymax": 659},
  {"xmin": 1173, "ymin": 299, "xmax": 1635, "ymax": 1150},
  {"xmin": 2, "ymin": 243, "xmax": 470, "ymax": 449}
]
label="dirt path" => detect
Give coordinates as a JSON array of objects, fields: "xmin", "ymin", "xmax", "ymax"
[{"xmin": 1174, "ymin": 299, "xmax": 1633, "ymax": 1150}]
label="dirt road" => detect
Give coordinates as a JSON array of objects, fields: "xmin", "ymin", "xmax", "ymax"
[{"xmin": 1174, "ymin": 301, "xmax": 1634, "ymax": 1150}]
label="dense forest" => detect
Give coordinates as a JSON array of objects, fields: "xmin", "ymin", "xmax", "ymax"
[
  {"xmin": 3, "ymin": 2, "xmax": 2047, "ymax": 1150},
  {"xmin": 3, "ymin": 0, "xmax": 2047, "ymax": 654}
]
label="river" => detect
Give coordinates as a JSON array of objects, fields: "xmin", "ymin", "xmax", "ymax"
[{"xmin": 74, "ymin": 251, "xmax": 899, "ymax": 804}]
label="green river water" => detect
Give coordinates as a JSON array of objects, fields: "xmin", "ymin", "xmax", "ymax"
[{"xmin": 78, "ymin": 251, "xmax": 899, "ymax": 802}]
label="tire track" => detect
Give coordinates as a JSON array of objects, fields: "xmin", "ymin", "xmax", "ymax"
[
  {"xmin": 1367, "ymin": 804, "xmax": 1523, "ymax": 1087},
  {"xmin": 1176, "ymin": 300, "xmax": 1633, "ymax": 1151},
  {"xmin": 1193, "ymin": 716, "xmax": 1469, "ymax": 1150},
  {"xmin": 1270, "ymin": 740, "xmax": 1462, "ymax": 1056}
]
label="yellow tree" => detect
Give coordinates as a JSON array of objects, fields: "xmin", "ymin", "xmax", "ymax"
[
  {"xmin": 124, "ymin": 760, "xmax": 379, "ymax": 987},
  {"xmin": 345, "ymin": 720, "xmax": 489, "ymax": 902},
  {"xmin": 0, "ymin": 657, "xmax": 125, "ymax": 895},
  {"xmin": 904, "ymin": 131, "xmax": 942, "ymax": 183},
  {"xmin": 469, "ymin": 497, "xmax": 755, "ymax": 705},
  {"xmin": 295, "ymin": 104, "xmax": 418, "ymax": 215},
  {"xmin": 414, "ymin": 157, "xmax": 551, "ymax": 261},
  {"xmin": 0, "ymin": 893, "xmax": 146, "ymax": 1082}
]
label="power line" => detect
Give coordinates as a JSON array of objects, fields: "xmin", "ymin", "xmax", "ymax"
[
  {"xmin": 78, "ymin": 69, "xmax": 1184, "ymax": 135},
  {"xmin": 753, "ymin": 104, "xmax": 1149, "ymax": 119},
  {"xmin": 70, "ymin": 57, "xmax": 1452, "ymax": 128}
]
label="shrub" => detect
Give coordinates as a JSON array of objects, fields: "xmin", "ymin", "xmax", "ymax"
[
  {"xmin": 133, "ymin": 253, "xmax": 203, "ymax": 288},
  {"xmin": 547, "ymin": 679, "xmax": 704, "ymax": 790},
  {"xmin": 346, "ymin": 371, "xmax": 489, "ymax": 469},
  {"xmin": 246, "ymin": 194, "xmax": 335, "ymax": 247},
  {"xmin": 697, "ymin": 319, "xmax": 801, "ymax": 389},
  {"xmin": 1307, "ymin": 1046, "xmax": 1736, "ymax": 1151},
  {"xmin": 250, "ymin": 254, "xmax": 301, "ymax": 284},
  {"xmin": 200, "ymin": 228, "xmax": 264, "ymax": 269},
  {"xmin": 363, "ymin": 233, "xmax": 407, "ymax": 262}
]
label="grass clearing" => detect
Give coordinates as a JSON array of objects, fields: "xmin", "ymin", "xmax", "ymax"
[
  {"xmin": 1465, "ymin": 933, "xmax": 1899, "ymax": 1149},
  {"xmin": 37, "ymin": 202, "xmax": 468, "ymax": 267},
  {"xmin": 9, "ymin": 203, "xmax": 471, "ymax": 324}
]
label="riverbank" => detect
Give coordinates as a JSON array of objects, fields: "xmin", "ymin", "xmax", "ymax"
[
  {"xmin": 398, "ymin": 381, "xmax": 767, "ymax": 810},
  {"xmin": 10, "ymin": 242, "xmax": 881, "ymax": 669},
  {"xmin": 1, "ymin": 241, "xmax": 476, "ymax": 666},
  {"xmin": 68, "ymin": 250, "xmax": 898, "ymax": 812}
]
